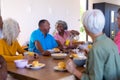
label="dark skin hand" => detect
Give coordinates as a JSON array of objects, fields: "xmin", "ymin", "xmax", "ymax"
[
  {"xmin": 35, "ymin": 41, "xmax": 51, "ymax": 56},
  {"xmin": 70, "ymin": 30, "xmax": 80, "ymax": 36},
  {"xmin": 56, "ymin": 40, "xmax": 63, "ymax": 50}
]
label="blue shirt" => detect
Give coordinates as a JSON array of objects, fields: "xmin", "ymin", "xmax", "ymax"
[{"xmin": 29, "ymin": 29, "xmax": 58, "ymax": 54}]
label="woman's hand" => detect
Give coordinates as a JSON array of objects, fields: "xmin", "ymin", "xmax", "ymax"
[
  {"xmin": 24, "ymin": 54, "xmax": 35, "ymax": 61},
  {"xmin": 66, "ymin": 59, "xmax": 83, "ymax": 79},
  {"xmin": 66, "ymin": 59, "xmax": 76, "ymax": 73},
  {"xmin": 24, "ymin": 53, "xmax": 39, "ymax": 61},
  {"xmin": 70, "ymin": 30, "xmax": 80, "ymax": 35},
  {"xmin": 34, "ymin": 53, "xmax": 39, "ymax": 59}
]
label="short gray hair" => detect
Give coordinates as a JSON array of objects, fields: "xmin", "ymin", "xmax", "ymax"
[
  {"xmin": 3, "ymin": 18, "xmax": 20, "ymax": 45},
  {"xmin": 82, "ymin": 9, "xmax": 105, "ymax": 34},
  {"xmin": 55, "ymin": 20, "xmax": 68, "ymax": 30}
]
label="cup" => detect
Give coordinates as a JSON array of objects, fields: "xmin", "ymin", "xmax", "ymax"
[
  {"xmin": 14, "ymin": 59, "xmax": 28, "ymax": 68},
  {"xmin": 24, "ymin": 52, "xmax": 34, "ymax": 56}
]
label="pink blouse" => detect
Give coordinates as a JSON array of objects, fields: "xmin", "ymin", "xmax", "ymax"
[
  {"xmin": 54, "ymin": 31, "xmax": 71, "ymax": 47},
  {"xmin": 114, "ymin": 31, "xmax": 120, "ymax": 54}
]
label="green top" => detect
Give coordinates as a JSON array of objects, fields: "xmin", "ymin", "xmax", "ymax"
[{"xmin": 81, "ymin": 34, "xmax": 120, "ymax": 80}]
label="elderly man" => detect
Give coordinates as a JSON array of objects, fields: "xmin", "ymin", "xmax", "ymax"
[
  {"xmin": 114, "ymin": 8, "xmax": 120, "ymax": 54},
  {"xmin": 66, "ymin": 9, "xmax": 120, "ymax": 80},
  {"xmin": 0, "ymin": 16, "xmax": 3, "ymax": 38},
  {"xmin": 29, "ymin": 19, "xmax": 58, "ymax": 56}
]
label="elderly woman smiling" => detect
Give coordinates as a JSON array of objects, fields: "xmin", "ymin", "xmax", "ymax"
[
  {"xmin": 0, "ymin": 19, "xmax": 35, "ymax": 62},
  {"xmin": 54, "ymin": 20, "xmax": 79, "ymax": 49},
  {"xmin": 66, "ymin": 9, "xmax": 120, "ymax": 80}
]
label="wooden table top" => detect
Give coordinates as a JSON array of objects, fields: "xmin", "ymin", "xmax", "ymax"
[{"xmin": 7, "ymin": 56, "xmax": 85, "ymax": 80}]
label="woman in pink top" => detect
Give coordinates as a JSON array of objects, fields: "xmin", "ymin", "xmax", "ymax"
[
  {"xmin": 114, "ymin": 8, "xmax": 120, "ymax": 54},
  {"xmin": 54, "ymin": 20, "xmax": 79, "ymax": 49}
]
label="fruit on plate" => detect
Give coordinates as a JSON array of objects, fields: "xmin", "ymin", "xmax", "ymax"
[
  {"xmin": 70, "ymin": 54, "xmax": 78, "ymax": 58},
  {"xmin": 32, "ymin": 61, "xmax": 40, "ymax": 67},
  {"xmin": 53, "ymin": 48, "xmax": 60, "ymax": 52},
  {"xmin": 57, "ymin": 62, "xmax": 66, "ymax": 69}
]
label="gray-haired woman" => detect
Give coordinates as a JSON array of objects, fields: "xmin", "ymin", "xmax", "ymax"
[
  {"xmin": 54, "ymin": 20, "xmax": 80, "ymax": 49},
  {"xmin": 66, "ymin": 9, "xmax": 120, "ymax": 80},
  {"xmin": 0, "ymin": 18, "xmax": 37, "ymax": 62}
]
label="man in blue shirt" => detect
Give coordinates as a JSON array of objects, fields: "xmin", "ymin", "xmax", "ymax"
[{"xmin": 29, "ymin": 19, "xmax": 58, "ymax": 55}]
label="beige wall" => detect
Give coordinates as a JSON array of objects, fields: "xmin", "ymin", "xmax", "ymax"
[
  {"xmin": 1, "ymin": 0, "xmax": 120, "ymax": 44},
  {"xmin": 1, "ymin": 0, "xmax": 80, "ymax": 45}
]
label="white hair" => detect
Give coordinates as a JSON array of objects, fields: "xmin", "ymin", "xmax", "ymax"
[
  {"xmin": 82, "ymin": 9, "xmax": 105, "ymax": 34},
  {"xmin": 3, "ymin": 18, "xmax": 20, "ymax": 45}
]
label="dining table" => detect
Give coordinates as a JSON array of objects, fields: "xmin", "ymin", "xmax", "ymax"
[{"xmin": 7, "ymin": 55, "xmax": 85, "ymax": 80}]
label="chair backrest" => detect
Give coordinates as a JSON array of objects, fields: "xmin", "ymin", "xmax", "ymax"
[{"xmin": 0, "ymin": 55, "xmax": 7, "ymax": 80}]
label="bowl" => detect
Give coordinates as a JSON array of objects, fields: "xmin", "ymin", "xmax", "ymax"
[
  {"xmin": 14, "ymin": 59, "xmax": 28, "ymax": 68},
  {"xmin": 51, "ymin": 53, "xmax": 67, "ymax": 59},
  {"xmin": 73, "ymin": 56, "xmax": 86, "ymax": 67}
]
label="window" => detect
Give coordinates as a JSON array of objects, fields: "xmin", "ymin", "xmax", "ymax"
[{"xmin": 79, "ymin": 0, "xmax": 89, "ymax": 41}]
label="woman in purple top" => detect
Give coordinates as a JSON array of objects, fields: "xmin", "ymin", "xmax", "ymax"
[{"xmin": 54, "ymin": 20, "xmax": 79, "ymax": 49}]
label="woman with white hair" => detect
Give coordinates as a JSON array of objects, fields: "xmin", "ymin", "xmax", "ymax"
[
  {"xmin": 66, "ymin": 9, "xmax": 120, "ymax": 80},
  {"xmin": 0, "ymin": 18, "xmax": 35, "ymax": 62},
  {"xmin": 54, "ymin": 20, "xmax": 80, "ymax": 49}
]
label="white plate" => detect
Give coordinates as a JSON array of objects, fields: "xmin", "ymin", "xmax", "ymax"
[
  {"xmin": 26, "ymin": 63, "xmax": 45, "ymax": 70},
  {"xmin": 54, "ymin": 66, "xmax": 67, "ymax": 71}
]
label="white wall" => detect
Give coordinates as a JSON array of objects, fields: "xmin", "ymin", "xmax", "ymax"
[{"xmin": 1, "ymin": 0, "xmax": 80, "ymax": 45}]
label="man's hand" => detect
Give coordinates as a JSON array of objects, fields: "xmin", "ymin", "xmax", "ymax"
[{"xmin": 42, "ymin": 51, "xmax": 51, "ymax": 56}]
